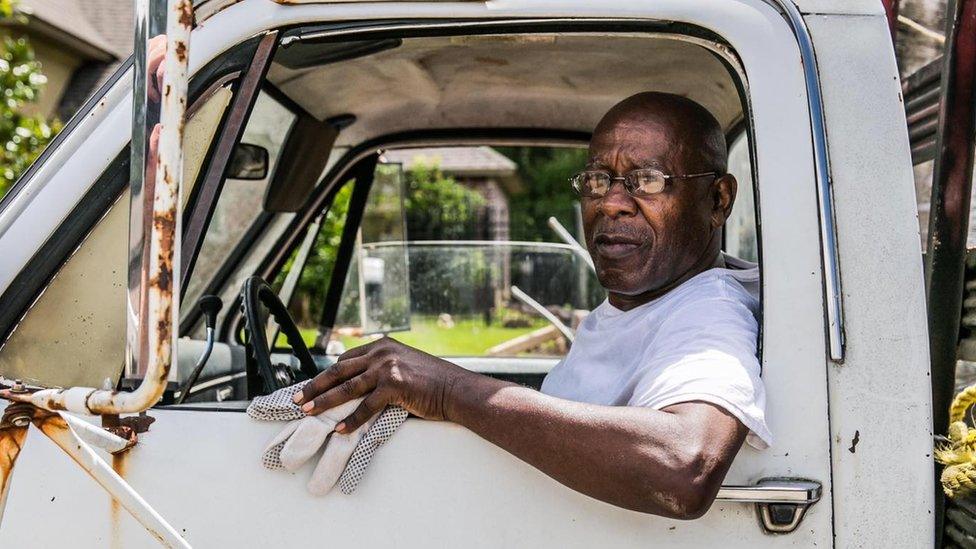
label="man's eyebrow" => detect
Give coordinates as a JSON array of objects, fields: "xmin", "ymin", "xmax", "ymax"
[{"xmin": 585, "ymin": 157, "xmax": 670, "ymax": 172}]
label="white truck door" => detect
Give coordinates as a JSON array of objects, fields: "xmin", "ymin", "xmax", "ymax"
[{"xmin": 0, "ymin": 0, "xmax": 844, "ymax": 546}]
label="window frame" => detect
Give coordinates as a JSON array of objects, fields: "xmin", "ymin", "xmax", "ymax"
[
  {"xmin": 202, "ymin": 21, "xmax": 763, "ymax": 372},
  {"xmin": 0, "ymin": 34, "xmax": 277, "ymax": 354}
]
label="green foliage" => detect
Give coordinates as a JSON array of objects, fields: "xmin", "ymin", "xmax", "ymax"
[
  {"xmin": 275, "ymin": 180, "xmax": 355, "ymax": 326},
  {"xmin": 280, "ymin": 162, "xmax": 487, "ymax": 328},
  {"xmin": 403, "ymin": 160, "xmax": 485, "ymax": 240},
  {"xmin": 495, "ymin": 146, "xmax": 588, "ymax": 242},
  {"xmin": 0, "ymin": 6, "xmax": 61, "ymax": 197}
]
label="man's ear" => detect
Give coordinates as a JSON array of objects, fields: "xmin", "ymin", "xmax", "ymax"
[{"xmin": 710, "ymin": 173, "xmax": 737, "ymax": 228}]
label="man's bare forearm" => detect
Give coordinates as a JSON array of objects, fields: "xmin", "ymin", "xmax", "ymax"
[{"xmin": 444, "ymin": 371, "xmax": 747, "ymax": 518}]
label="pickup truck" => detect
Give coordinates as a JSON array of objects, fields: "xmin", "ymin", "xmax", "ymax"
[{"xmin": 0, "ymin": 0, "xmax": 960, "ymax": 546}]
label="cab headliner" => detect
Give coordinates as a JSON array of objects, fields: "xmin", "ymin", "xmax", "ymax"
[{"xmin": 267, "ymin": 33, "xmax": 745, "ymax": 147}]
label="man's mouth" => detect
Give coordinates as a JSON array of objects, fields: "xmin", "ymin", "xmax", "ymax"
[{"xmin": 593, "ymin": 233, "xmax": 646, "ymax": 259}]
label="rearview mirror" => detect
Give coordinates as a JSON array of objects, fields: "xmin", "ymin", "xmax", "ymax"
[{"xmin": 228, "ymin": 143, "xmax": 269, "ymax": 180}]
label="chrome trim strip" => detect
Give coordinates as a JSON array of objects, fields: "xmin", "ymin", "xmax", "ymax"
[
  {"xmin": 716, "ymin": 479, "xmax": 822, "ymax": 504},
  {"xmin": 185, "ymin": 371, "xmax": 247, "ymax": 395},
  {"xmin": 768, "ymin": 1, "xmax": 846, "ymax": 361}
]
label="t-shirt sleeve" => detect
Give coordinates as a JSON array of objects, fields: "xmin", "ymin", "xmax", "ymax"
[{"xmin": 628, "ymin": 294, "xmax": 772, "ymax": 449}]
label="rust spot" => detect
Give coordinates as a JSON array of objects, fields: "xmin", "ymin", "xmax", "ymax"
[
  {"xmin": 178, "ymin": 0, "xmax": 194, "ymax": 27},
  {"xmin": 112, "ymin": 451, "xmax": 128, "ymax": 478},
  {"xmin": 43, "ymin": 390, "xmax": 68, "ymax": 411},
  {"xmin": 106, "ymin": 425, "xmax": 138, "ymax": 451},
  {"xmin": 0, "ymin": 423, "xmax": 29, "ymax": 500},
  {"xmin": 110, "ymin": 488, "xmax": 122, "ymax": 549},
  {"xmin": 175, "ymin": 42, "xmax": 187, "ymax": 63}
]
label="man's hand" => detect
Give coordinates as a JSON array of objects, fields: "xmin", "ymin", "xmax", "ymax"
[
  {"xmin": 146, "ymin": 34, "xmax": 167, "ymax": 103},
  {"xmin": 294, "ymin": 337, "xmax": 471, "ymax": 433}
]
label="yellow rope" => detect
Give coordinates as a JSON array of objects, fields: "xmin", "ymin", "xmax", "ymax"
[
  {"xmin": 951, "ymin": 385, "xmax": 976, "ymax": 424},
  {"xmin": 937, "ymin": 386, "xmax": 976, "ymax": 499}
]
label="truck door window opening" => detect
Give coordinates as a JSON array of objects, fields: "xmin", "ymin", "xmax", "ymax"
[{"xmin": 0, "ymin": 25, "xmax": 760, "ymax": 406}]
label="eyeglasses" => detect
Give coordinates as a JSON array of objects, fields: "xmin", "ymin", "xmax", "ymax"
[{"xmin": 570, "ymin": 168, "xmax": 719, "ymax": 198}]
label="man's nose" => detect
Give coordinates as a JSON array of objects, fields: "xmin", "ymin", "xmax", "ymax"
[{"xmin": 598, "ymin": 180, "xmax": 638, "ymax": 219}]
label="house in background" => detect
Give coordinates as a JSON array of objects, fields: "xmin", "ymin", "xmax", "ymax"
[
  {"xmin": 0, "ymin": 0, "xmax": 133, "ymax": 121},
  {"xmin": 383, "ymin": 146, "xmax": 520, "ymax": 243}
]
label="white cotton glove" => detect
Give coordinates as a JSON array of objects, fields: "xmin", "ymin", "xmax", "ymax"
[
  {"xmin": 247, "ymin": 381, "xmax": 408, "ymax": 495},
  {"xmin": 337, "ymin": 405, "xmax": 409, "ymax": 494}
]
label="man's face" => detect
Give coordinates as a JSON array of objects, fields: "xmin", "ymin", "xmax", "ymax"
[{"xmin": 582, "ymin": 119, "xmax": 718, "ymax": 299}]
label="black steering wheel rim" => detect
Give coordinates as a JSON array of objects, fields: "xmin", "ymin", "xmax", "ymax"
[{"xmin": 241, "ymin": 276, "xmax": 319, "ymax": 392}]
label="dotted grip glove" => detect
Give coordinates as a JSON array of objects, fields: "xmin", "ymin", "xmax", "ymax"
[{"xmin": 247, "ymin": 380, "xmax": 407, "ymax": 495}]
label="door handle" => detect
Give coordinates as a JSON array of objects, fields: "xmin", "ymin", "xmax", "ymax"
[{"xmin": 715, "ymin": 478, "xmax": 821, "ymax": 534}]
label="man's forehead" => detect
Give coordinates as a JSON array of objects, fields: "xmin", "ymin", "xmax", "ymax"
[{"xmin": 587, "ymin": 124, "xmax": 677, "ymax": 169}]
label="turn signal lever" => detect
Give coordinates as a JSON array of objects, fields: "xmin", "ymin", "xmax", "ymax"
[{"xmin": 175, "ymin": 295, "xmax": 223, "ymax": 404}]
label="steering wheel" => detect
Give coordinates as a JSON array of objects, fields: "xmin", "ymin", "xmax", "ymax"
[{"xmin": 241, "ymin": 276, "xmax": 319, "ymax": 393}]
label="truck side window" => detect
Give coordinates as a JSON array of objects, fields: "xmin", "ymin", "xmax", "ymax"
[
  {"xmin": 725, "ymin": 131, "xmax": 758, "ymax": 262},
  {"xmin": 182, "ymin": 91, "xmax": 297, "ymax": 312},
  {"xmin": 272, "ymin": 178, "xmax": 357, "ymax": 347},
  {"xmin": 277, "ymin": 146, "xmax": 603, "ymax": 362}
]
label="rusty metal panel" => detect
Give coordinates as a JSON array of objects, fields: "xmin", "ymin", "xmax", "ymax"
[
  {"xmin": 926, "ymin": 0, "xmax": 976, "ymax": 440},
  {"xmin": 923, "ymin": 0, "xmax": 976, "ymax": 542}
]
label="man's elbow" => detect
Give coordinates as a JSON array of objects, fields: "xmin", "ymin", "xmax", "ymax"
[
  {"xmin": 664, "ymin": 487, "xmax": 715, "ymax": 520},
  {"xmin": 652, "ymin": 448, "xmax": 726, "ymax": 520}
]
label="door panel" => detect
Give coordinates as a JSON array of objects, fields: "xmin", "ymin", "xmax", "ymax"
[{"xmin": 1, "ymin": 410, "xmax": 827, "ymax": 547}]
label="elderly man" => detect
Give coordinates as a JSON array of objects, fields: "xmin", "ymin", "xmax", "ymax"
[{"xmin": 293, "ymin": 92, "xmax": 770, "ymax": 519}]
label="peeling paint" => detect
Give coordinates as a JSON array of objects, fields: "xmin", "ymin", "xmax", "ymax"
[
  {"xmin": 848, "ymin": 430, "xmax": 860, "ymax": 453},
  {"xmin": 0, "ymin": 406, "xmax": 31, "ymax": 517},
  {"xmin": 110, "ymin": 450, "xmax": 127, "ymax": 549},
  {"xmin": 177, "ymin": 0, "xmax": 194, "ymax": 27}
]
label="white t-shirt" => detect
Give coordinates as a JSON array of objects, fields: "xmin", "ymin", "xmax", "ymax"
[{"xmin": 540, "ymin": 255, "xmax": 772, "ymax": 449}]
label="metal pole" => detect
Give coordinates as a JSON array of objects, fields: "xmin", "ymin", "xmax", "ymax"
[
  {"xmin": 33, "ymin": 412, "xmax": 191, "ymax": 548},
  {"xmin": 0, "ymin": 0, "xmax": 193, "ymax": 416},
  {"xmin": 924, "ymin": 0, "xmax": 976, "ymax": 543},
  {"xmin": 511, "ymin": 285, "xmax": 575, "ymax": 343},
  {"xmin": 547, "ymin": 216, "xmax": 595, "ymax": 272}
]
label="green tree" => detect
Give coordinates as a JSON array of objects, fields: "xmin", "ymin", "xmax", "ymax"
[
  {"xmin": 403, "ymin": 160, "xmax": 485, "ymax": 240},
  {"xmin": 495, "ymin": 146, "xmax": 588, "ymax": 242},
  {"xmin": 278, "ymin": 162, "xmax": 487, "ymax": 327},
  {"xmin": 0, "ymin": 2, "xmax": 60, "ymax": 197}
]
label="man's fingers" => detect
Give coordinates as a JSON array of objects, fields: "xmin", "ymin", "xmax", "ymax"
[
  {"xmin": 297, "ymin": 355, "xmax": 369, "ymax": 404},
  {"xmin": 336, "ymin": 342, "xmax": 372, "ymax": 362},
  {"xmin": 337, "ymin": 391, "xmax": 389, "ymax": 434},
  {"xmin": 145, "ymin": 40, "xmax": 166, "ymax": 103},
  {"xmin": 300, "ymin": 373, "xmax": 375, "ymax": 416}
]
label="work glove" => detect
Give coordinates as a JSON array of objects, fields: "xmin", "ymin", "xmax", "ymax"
[{"xmin": 247, "ymin": 380, "xmax": 408, "ymax": 495}]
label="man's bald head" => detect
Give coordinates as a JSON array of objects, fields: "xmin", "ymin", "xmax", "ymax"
[
  {"xmin": 581, "ymin": 92, "xmax": 738, "ymax": 310},
  {"xmin": 591, "ymin": 92, "xmax": 727, "ymax": 174}
]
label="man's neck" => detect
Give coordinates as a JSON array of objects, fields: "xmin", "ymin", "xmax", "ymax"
[{"xmin": 607, "ymin": 249, "xmax": 724, "ymax": 311}]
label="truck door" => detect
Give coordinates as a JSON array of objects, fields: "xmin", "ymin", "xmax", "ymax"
[{"xmin": 0, "ymin": 1, "xmax": 841, "ymax": 546}]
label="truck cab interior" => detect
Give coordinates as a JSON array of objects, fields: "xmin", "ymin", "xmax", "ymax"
[{"xmin": 0, "ymin": 22, "xmax": 758, "ymax": 409}]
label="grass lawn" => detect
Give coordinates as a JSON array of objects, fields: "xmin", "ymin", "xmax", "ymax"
[{"xmin": 296, "ymin": 315, "xmax": 548, "ymax": 356}]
